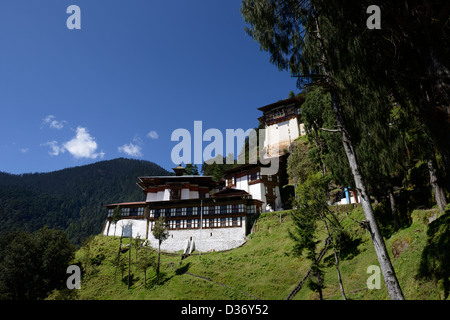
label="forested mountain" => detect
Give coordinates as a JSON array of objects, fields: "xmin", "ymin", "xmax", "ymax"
[{"xmin": 0, "ymin": 158, "xmax": 170, "ymax": 245}]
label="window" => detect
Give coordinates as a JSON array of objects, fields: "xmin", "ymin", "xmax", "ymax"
[
  {"xmin": 170, "ymin": 188, "xmax": 181, "ymax": 200},
  {"xmin": 220, "ymin": 205, "xmax": 227, "ymax": 214},
  {"xmin": 186, "ymin": 207, "xmax": 193, "ymax": 216},
  {"xmin": 286, "ymin": 106, "xmax": 296, "ymax": 116},
  {"xmin": 209, "ymin": 206, "xmax": 215, "ymax": 215},
  {"xmin": 220, "ymin": 218, "xmax": 226, "ymax": 227},
  {"xmin": 176, "ymin": 207, "xmax": 182, "ymax": 216},
  {"xmin": 176, "ymin": 220, "xmax": 181, "ymax": 229},
  {"xmin": 232, "ymin": 204, "xmax": 239, "ymax": 214},
  {"xmin": 107, "ymin": 209, "xmax": 113, "ymax": 217},
  {"xmin": 187, "ymin": 220, "xmax": 192, "ymax": 228},
  {"xmin": 121, "ymin": 208, "xmax": 130, "ymax": 217},
  {"xmin": 182, "ymin": 207, "xmax": 187, "ymax": 216},
  {"xmin": 130, "ymin": 207, "xmax": 144, "ymax": 216},
  {"xmin": 273, "ymin": 108, "xmax": 285, "ymax": 119},
  {"xmin": 249, "ymin": 171, "xmax": 261, "ymax": 181}
]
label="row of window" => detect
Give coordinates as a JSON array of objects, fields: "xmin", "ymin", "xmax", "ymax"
[
  {"xmin": 150, "ymin": 216, "xmax": 243, "ymax": 230},
  {"xmin": 108, "ymin": 205, "xmax": 256, "ymax": 218},
  {"xmin": 150, "ymin": 204, "xmax": 251, "ymax": 218},
  {"xmin": 267, "ymin": 106, "xmax": 298, "ymax": 120},
  {"xmin": 107, "ymin": 207, "xmax": 144, "ymax": 217},
  {"xmin": 226, "ymin": 173, "xmax": 278, "ymax": 186}
]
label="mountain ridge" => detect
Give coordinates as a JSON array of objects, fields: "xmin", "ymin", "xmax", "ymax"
[{"xmin": 0, "ymin": 158, "xmax": 171, "ymax": 245}]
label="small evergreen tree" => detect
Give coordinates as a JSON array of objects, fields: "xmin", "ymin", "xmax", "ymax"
[
  {"xmin": 136, "ymin": 251, "xmax": 156, "ymax": 287},
  {"xmin": 184, "ymin": 163, "xmax": 199, "ymax": 175},
  {"xmin": 152, "ymin": 216, "xmax": 169, "ymax": 285}
]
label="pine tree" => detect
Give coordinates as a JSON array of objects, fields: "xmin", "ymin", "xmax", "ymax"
[
  {"xmin": 241, "ymin": 0, "xmax": 406, "ymax": 299},
  {"xmin": 152, "ymin": 216, "xmax": 169, "ymax": 285}
]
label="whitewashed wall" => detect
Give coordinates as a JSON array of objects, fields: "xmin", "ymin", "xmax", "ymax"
[
  {"xmin": 103, "ymin": 218, "xmax": 247, "ymax": 252},
  {"xmin": 103, "ymin": 219, "xmax": 147, "ymax": 239},
  {"xmin": 147, "ymin": 222, "xmax": 247, "ymax": 252},
  {"xmin": 264, "ymin": 118, "xmax": 301, "ymax": 156}
]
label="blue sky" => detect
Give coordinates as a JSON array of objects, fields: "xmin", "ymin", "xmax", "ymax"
[{"xmin": 0, "ymin": 0, "xmax": 298, "ymax": 174}]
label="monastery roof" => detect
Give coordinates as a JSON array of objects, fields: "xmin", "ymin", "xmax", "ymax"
[
  {"xmin": 105, "ymin": 201, "xmax": 146, "ymax": 208},
  {"xmin": 212, "ymin": 188, "xmax": 251, "ymax": 198},
  {"xmin": 222, "ymin": 160, "xmax": 281, "ymax": 177},
  {"xmin": 257, "ymin": 96, "xmax": 304, "ymax": 113},
  {"xmin": 136, "ymin": 175, "xmax": 218, "ymax": 190}
]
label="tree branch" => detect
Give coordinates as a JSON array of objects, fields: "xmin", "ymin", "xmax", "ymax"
[{"xmin": 319, "ymin": 127, "xmax": 340, "ymax": 133}]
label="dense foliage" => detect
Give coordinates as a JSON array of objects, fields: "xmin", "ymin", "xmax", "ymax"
[
  {"xmin": 0, "ymin": 158, "xmax": 170, "ymax": 245},
  {"xmin": 0, "ymin": 227, "xmax": 75, "ymax": 300}
]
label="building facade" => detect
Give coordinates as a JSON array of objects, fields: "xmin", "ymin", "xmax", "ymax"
[
  {"xmin": 222, "ymin": 162, "xmax": 282, "ymax": 211},
  {"xmin": 102, "ymin": 165, "xmax": 262, "ymax": 252},
  {"xmin": 258, "ymin": 97, "xmax": 306, "ymax": 158}
]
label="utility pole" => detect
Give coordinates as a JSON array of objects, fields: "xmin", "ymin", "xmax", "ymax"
[
  {"xmin": 199, "ymin": 199, "xmax": 203, "ymax": 260},
  {"xmin": 128, "ymin": 232, "xmax": 132, "ymax": 290}
]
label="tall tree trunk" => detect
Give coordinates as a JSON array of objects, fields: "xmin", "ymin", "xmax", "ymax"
[
  {"xmin": 331, "ymin": 93, "xmax": 404, "ymax": 300},
  {"xmin": 313, "ymin": 13, "xmax": 405, "ymax": 300},
  {"xmin": 427, "ymin": 153, "xmax": 448, "ymax": 212},
  {"xmin": 388, "ymin": 185, "xmax": 400, "ymax": 231}
]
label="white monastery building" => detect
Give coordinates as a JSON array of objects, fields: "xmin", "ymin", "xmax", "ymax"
[{"xmin": 102, "ymin": 165, "xmax": 263, "ymax": 253}]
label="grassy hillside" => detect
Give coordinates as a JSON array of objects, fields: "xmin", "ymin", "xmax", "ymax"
[{"xmin": 51, "ymin": 205, "xmax": 450, "ymax": 300}]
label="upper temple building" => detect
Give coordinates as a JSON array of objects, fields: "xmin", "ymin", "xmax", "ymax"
[{"xmin": 258, "ymin": 96, "xmax": 306, "ymax": 158}]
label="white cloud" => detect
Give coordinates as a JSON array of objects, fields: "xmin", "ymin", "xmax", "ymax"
[
  {"xmin": 42, "ymin": 115, "xmax": 66, "ymax": 130},
  {"xmin": 146, "ymin": 130, "xmax": 159, "ymax": 140},
  {"xmin": 63, "ymin": 127, "xmax": 105, "ymax": 159},
  {"xmin": 41, "ymin": 126, "xmax": 104, "ymax": 159},
  {"xmin": 20, "ymin": 148, "xmax": 29, "ymax": 154},
  {"xmin": 42, "ymin": 140, "xmax": 65, "ymax": 156},
  {"xmin": 118, "ymin": 142, "xmax": 143, "ymax": 157}
]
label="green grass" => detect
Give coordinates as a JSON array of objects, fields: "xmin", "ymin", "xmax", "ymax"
[{"xmin": 48, "ymin": 207, "xmax": 450, "ymax": 300}]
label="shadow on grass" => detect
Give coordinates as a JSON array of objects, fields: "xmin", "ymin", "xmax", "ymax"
[
  {"xmin": 417, "ymin": 211, "xmax": 450, "ymax": 299},
  {"xmin": 175, "ymin": 262, "xmax": 191, "ymax": 275},
  {"xmin": 143, "ymin": 271, "xmax": 173, "ymax": 288}
]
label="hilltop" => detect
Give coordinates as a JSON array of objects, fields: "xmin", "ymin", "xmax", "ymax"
[
  {"xmin": 0, "ymin": 158, "xmax": 170, "ymax": 245},
  {"xmin": 51, "ymin": 205, "xmax": 450, "ymax": 300}
]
